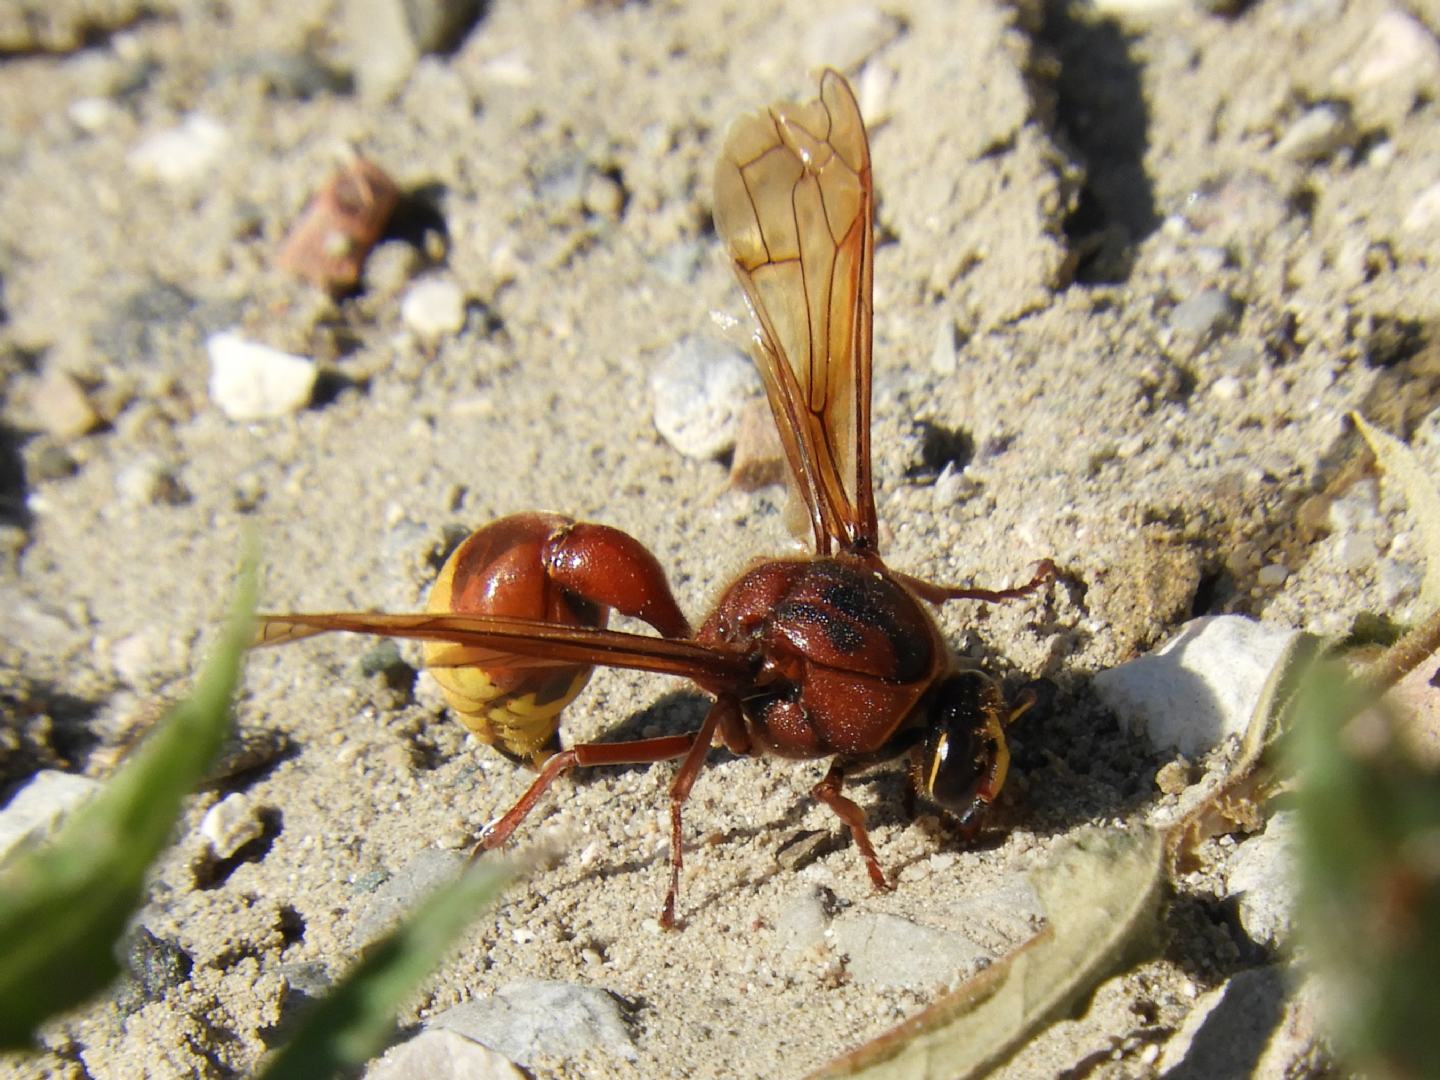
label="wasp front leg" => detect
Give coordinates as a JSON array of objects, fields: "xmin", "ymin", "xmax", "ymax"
[{"xmin": 424, "ymin": 512, "xmax": 690, "ymax": 765}]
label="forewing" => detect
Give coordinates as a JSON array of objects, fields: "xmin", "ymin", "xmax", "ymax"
[
  {"xmin": 713, "ymin": 69, "xmax": 876, "ymax": 555},
  {"xmin": 254, "ymin": 612, "xmax": 750, "ymax": 684}
]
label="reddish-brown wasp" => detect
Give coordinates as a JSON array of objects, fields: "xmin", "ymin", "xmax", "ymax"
[{"xmin": 256, "ymin": 70, "xmax": 1054, "ymax": 928}]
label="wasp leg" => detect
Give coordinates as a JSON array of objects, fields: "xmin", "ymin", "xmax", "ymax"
[
  {"xmin": 477, "ymin": 733, "xmax": 696, "ymax": 852},
  {"xmin": 660, "ymin": 695, "xmax": 741, "ymax": 929},
  {"xmin": 897, "ymin": 558, "xmax": 1057, "ymax": 605},
  {"xmin": 812, "ymin": 758, "xmax": 893, "ymax": 893}
]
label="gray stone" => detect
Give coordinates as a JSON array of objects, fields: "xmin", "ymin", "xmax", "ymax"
[
  {"xmin": 352, "ymin": 848, "xmax": 467, "ymax": 946},
  {"xmin": 832, "ymin": 911, "xmax": 990, "ymax": 989},
  {"xmin": 429, "ymin": 979, "xmax": 636, "ymax": 1065},
  {"xmin": 1159, "ymin": 966, "xmax": 1291, "ymax": 1078},
  {"xmin": 0, "ymin": 770, "xmax": 102, "ymax": 864},
  {"xmin": 650, "ymin": 335, "xmax": 759, "ymax": 460},
  {"xmin": 1225, "ymin": 812, "xmax": 1297, "ymax": 948}
]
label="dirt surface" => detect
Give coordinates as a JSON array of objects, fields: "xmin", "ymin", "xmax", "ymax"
[{"xmin": 2, "ymin": 0, "xmax": 1439, "ymax": 1077}]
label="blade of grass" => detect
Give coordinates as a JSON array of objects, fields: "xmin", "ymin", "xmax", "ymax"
[
  {"xmin": 0, "ymin": 558, "xmax": 254, "ymax": 1048},
  {"xmin": 257, "ymin": 857, "xmax": 517, "ymax": 1079}
]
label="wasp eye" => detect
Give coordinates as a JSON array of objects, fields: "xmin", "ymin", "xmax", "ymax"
[{"xmin": 918, "ymin": 673, "xmax": 1010, "ymax": 823}]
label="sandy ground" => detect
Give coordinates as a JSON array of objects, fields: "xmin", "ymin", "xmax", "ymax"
[{"xmin": 2, "ymin": 0, "xmax": 1439, "ymax": 1076}]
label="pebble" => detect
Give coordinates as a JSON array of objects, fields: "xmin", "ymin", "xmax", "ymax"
[
  {"xmin": 366, "ymin": 1028, "xmax": 525, "ymax": 1080},
  {"xmin": 650, "ymin": 335, "xmax": 759, "ymax": 460},
  {"xmin": 31, "ymin": 368, "xmax": 99, "ymax": 439},
  {"xmin": 1402, "ymin": 181, "xmax": 1440, "ymax": 236},
  {"xmin": 1092, "ymin": 615, "xmax": 1302, "ymax": 758},
  {"xmin": 831, "ymin": 911, "xmax": 991, "ymax": 989},
  {"xmin": 0, "ymin": 770, "xmax": 102, "ymax": 864},
  {"xmin": 113, "ymin": 457, "xmax": 188, "ymax": 507},
  {"xmin": 401, "ymin": 278, "xmax": 467, "ymax": 340},
  {"xmin": 1334, "ymin": 531, "xmax": 1379, "ymax": 571},
  {"xmin": 68, "ymin": 96, "xmax": 123, "ymax": 135},
  {"xmin": 1156, "ymin": 966, "xmax": 1292, "ymax": 1077},
  {"xmin": 127, "ymin": 114, "xmax": 228, "ymax": 183},
  {"xmin": 347, "ymin": 0, "xmax": 485, "ymax": 101},
  {"xmin": 1334, "ymin": 9, "xmax": 1440, "ymax": 92},
  {"xmin": 1225, "ymin": 812, "xmax": 1296, "ymax": 948},
  {"xmin": 428, "ymin": 980, "xmax": 637, "ymax": 1066},
  {"xmin": 199, "ymin": 792, "xmax": 265, "ymax": 860},
  {"xmin": 802, "ymin": 4, "xmax": 900, "ymax": 71},
  {"xmin": 1255, "ymin": 563, "xmax": 1289, "ymax": 588},
  {"xmin": 728, "ymin": 398, "xmax": 786, "ymax": 491},
  {"xmin": 207, "ymin": 332, "xmax": 317, "ymax": 421},
  {"xmin": 775, "ymin": 886, "xmax": 832, "ymax": 957},
  {"xmin": 1376, "ymin": 556, "xmax": 1422, "ymax": 606},
  {"xmin": 1169, "ymin": 289, "xmax": 1240, "ymax": 340},
  {"xmin": 1273, "ymin": 103, "xmax": 1354, "ymax": 162},
  {"xmin": 929, "ymin": 318, "xmax": 959, "ymax": 376},
  {"xmin": 352, "ymin": 848, "xmax": 466, "ymax": 946}
]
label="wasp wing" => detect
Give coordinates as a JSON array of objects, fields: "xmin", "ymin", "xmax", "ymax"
[
  {"xmin": 254, "ymin": 612, "xmax": 750, "ymax": 685},
  {"xmin": 713, "ymin": 69, "xmax": 876, "ymax": 556}
]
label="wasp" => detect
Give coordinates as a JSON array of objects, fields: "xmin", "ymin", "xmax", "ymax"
[{"xmin": 256, "ymin": 70, "xmax": 1055, "ymax": 928}]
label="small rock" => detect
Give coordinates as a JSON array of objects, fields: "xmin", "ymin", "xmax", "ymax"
[
  {"xmin": 1169, "ymin": 289, "xmax": 1240, "ymax": 341},
  {"xmin": 650, "ymin": 335, "xmax": 760, "ymax": 460},
  {"xmin": 0, "ymin": 770, "xmax": 102, "ymax": 863},
  {"xmin": 429, "ymin": 980, "xmax": 636, "ymax": 1066},
  {"xmin": 31, "ymin": 445, "xmax": 79, "ymax": 481},
  {"xmin": 346, "ymin": 0, "xmax": 484, "ymax": 100},
  {"xmin": 1377, "ymin": 556, "xmax": 1422, "ymax": 607},
  {"xmin": 31, "ymin": 368, "xmax": 99, "ymax": 440},
  {"xmin": 107, "ymin": 629, "xmax": 170, "ymax": 684},
  {"xmin": 1273, "ymin": 103, "xmax": 1354, "ymax": 162},
  {"xmin": 127, "ymin": 114, "xmax": 228, "ymax": 183},
  {"xmin": 1334, "ymin": 531, "xmax": 1379, "ymax": 571},
  {"xmin": 1327, "ymin": 478, "xmax": 1380, "ymax": 532},
  {"xmin": 68, "ymin": 96, "xmax": 123, "ymax": 134},
  {"xmin": 1155, "ymin": 759, "xmax": 1195, "ymax": 795},
  {"xmin": 1157, "ymin": 966, "xmax": 1291, "ymax": 1078},
  {"xmin": 366, "ymin": 1028, "xmax": 525, "ymax": 1080},
  {"xmin": 1333, "ymin": 9, "xmax": 1440, "ymax": 92},
  {"xmin": 1092, "ymin": 615, "xmax": 1302, "ymax": 758},
  {"xmin": 1402, "ymin": 181, "xmax": 1440, "ymax": 235},
  {"xmin": 352, "ymin": 848, "xmax": 467, "ymax": 945},
  {"xmin": 775, "ymin": 886, "xmax": 833, "ymax": 957},
  {"xmin": 1209, "ymin": 374, "xmax": 1243, "ymax": 403},
  {"xmin": 114, "ymin": 457, "xmax": 188, "ymax": 507},
  {"xmin": 199, "ymin": 792, "xmax": 265, "ymax": 860},
  {"xmin": 207, "ymin": 332, "xmax": 317, "ymax": 421},
  {"xmin": 582, "ymin": 172, "xmax": 625, "ymax": 219},
  {"xmin": 728, "ymin": 399, "xmax": 786, "ymax": 491},
  {"xmin": 401, "ymin": 278, "xmax": 467, "ymax": 340},
  {"xmin": 1256, "ymin": 563, "xmax": 1289, "ymax": 588},
  {"xmin": 929, "ymin": 318, "xmax": 959, "ymax": 376},
  {"xmin": 832, "ymin": 911, "xmax": 990, "ymax": 989},
  {"xmin": 122, "ymin": 927, "xmax": 194, "ymax": 1004},
  {"xmin": 1225, "ymin": 812, "xmax": 1296, "ymax": 948},
  {"xmin": 276, "ymin": 158, "xmax": 401, "ymax": 293},
  {"xmin": 802, "ymin": 4, "xmax": 901, "ymax": 72}
]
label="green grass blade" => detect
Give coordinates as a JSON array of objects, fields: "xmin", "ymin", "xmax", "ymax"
[
  {"xmin": 0, "ymin": 560, "xmax": 254, "ymax": 1048},
  {"xmin": 257, "ymin": 858, "xmax": 516, "ymax": 1079}
]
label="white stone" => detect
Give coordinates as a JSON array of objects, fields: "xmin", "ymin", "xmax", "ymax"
[
  {"xmin": 0, "ymin": 770, "xmax": 102, "ymax": 864},
  {"xmin": 68, "ymin": 96, "xmax": 122, "ymax": 134},
  {"xmin": 650, "ymin": 335, "xmax": 760, "ymax": 460},
  {"xmin": 127, "ymin": 114, "xmax": 228, "ymax": 183},
  {"xmin": 1092, "ymin": 616, "xmax": 1302, "ymax": 758},
  {"xmin": 207, "ymin": 332, "xmax": 316, "ymax": 421},
  {"xmin": 199, "ymin": 792, "xmax": 264, "ymax": 859},
  {"xmin": 1256, "ymin": 563, "xmax": 1289, "ymax": 588},
  {"xmin": 1226, "ymin": 812, "xmax": 1297, "ymax": 947},
  {"xmin": 401, "ymin": 278, "xmax": 467, "ymax": 340}
]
